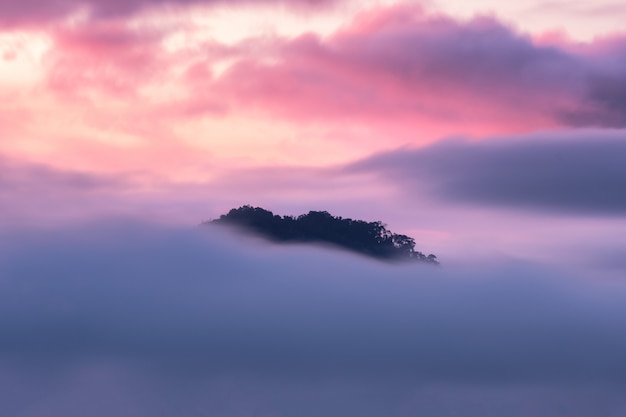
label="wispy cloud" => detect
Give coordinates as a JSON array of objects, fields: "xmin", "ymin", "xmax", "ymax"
[
  {"xmin": 529, "ymin": 1, "xmax": 626, "ymax": 17},
  {"xmin": 0, "ymin": 0, "xmax": 338, "ymax": 26}
]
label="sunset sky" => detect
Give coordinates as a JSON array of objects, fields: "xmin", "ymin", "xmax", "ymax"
[
  {"xmin": 2, "ymin": 0, "xmax": 626, "ymax": 263},
  {"xmin": 2, "ymin": 1, "xmax": 626, "ymax": 415}
]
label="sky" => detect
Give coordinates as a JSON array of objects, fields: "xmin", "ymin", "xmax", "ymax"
[{"xmin": 2, "ymin": 0, "xmax": 626, "ymax": 415}]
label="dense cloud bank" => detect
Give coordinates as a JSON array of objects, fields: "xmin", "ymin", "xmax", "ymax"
[
  {"xmin": 353, "ymin": 130, "xmax": 626, "ymax": 215},
  {"xmin": 1, "ymin": 221, "xmax": 626, "ymax": 416}
]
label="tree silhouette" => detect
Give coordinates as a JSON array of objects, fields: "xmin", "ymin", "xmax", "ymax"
[{"xmin": 206, "ymin": 205, "xmax": 438, "ymax": 264}]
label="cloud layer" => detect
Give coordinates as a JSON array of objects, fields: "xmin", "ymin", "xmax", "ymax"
[
  {"xmin": 353, "ymin": 130, "xmax": 626, "ymax": 215},
  {"xmin": 1, "ymin": 221, "xmax": 626, "ymax": 416}
]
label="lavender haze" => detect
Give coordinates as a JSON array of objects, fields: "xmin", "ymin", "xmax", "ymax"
[{"xmin": 1, "ymin": 222, "xmax": 626, "ymax": 416}]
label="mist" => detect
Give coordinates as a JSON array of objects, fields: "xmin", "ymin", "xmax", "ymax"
[{"xmin": 1, "ymin": 220, "xmax": 626, "ymax": 416}]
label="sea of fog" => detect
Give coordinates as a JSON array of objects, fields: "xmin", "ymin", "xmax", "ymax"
[{"xmin": 1, "ymin": 220, "xmax": 625, "ymax": 417}]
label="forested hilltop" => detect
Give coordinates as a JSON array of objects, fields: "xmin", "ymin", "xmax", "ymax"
[{"xmin": 208, "ymin": 206, "xmax": 438, "ymax": 264}]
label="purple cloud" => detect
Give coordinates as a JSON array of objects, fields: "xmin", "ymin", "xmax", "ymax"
[{"xmin": 351, "ymin": 130, "xmax": 626, "ymax": 215}]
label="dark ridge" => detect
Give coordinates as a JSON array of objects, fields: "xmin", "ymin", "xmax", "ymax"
[{"xmin": 206, "ymin": 205, "xmax": 438, "ymax": 264}]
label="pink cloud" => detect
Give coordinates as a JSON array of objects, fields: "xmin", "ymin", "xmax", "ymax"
[
  {"xmin": 33, "ymin": 3, "xmax": 626, "ymax": 141},
  {"xmin": 3, "ymin": 2, "xmax": 626, "ymax": 187},
  {"xmin": 0, "ymin": 0, "xmax": 337, "ymax": 26},
  {"xmin": 44, "ymin": 22, "xmax": 165, "ymax": 100},
  {"xmin": 204, "ymin": 4, "xmax": 626, "ymax": 132}
]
